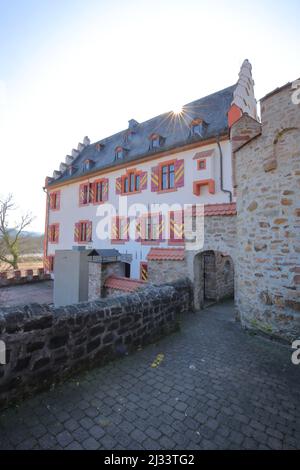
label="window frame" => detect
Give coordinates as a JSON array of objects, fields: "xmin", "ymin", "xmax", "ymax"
[{"xmin": 158, "ymin": 160, "xmax": 176, "ymax": 192}]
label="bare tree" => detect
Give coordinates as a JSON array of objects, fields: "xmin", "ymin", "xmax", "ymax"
[{"xmin": 0, "ymin": 194, "xmax": 34, "ymax": 269}]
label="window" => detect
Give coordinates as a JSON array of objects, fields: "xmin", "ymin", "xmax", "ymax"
[
  {"xmin": 111, "ymin": 216, "xmax": 129, "ymax": 242},
  {"xmin": 49, "ymin": 223, "xmax": 59, "ymax": 243},
  {"xmin": 122, "ymin": 170, "xmax": 141, "ymax": 194},
  {"xmin": 161, "ymin": 163, "xmax": 175, "ymax": 190},
  {"xmin": 197, "ymin": 159, "xmax": 206, "ymax": 170},
  {"xmin": 94, "ymin": 180, "xmax": 104, "ymax": 203},
  {"xmin": 142, "ymin": 214, "xmax": 161, "ymax": 242},
  {"xmin": 191, "ymin": 118, "xmax": 205, "ymax": 137},
  {"xmin": 50, "ymin": 191, "xmax": 60, "ymax": 210},
  {"xmin": 79, "ymin": 183, "xmax": 93, "ymax": 205},
  {"xmin": 152, "ymin": 137, "xmax": 160, "ymax": 148},
  {"xmin": 79, "ymin": 221, "xmax": 91, "ymax": 242},
  {"xmin": 83, "ymin": 160, "xmax": 94, "ymax": 172},
  {"xmin": 115, "ymin": 147, "xmax": 124, "ymax": 160},
  {"xmin": 149, "ymin": 133, "xmax": 163, "ymax": 150}
]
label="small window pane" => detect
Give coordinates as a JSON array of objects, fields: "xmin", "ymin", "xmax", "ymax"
[
  {"xmin": 130, "ymin": 173, "xmax": 135, "ymax": 192},
  {"xmin": 124, "ymin": 177, "xmax": 129, "ymax": 193},
  {"xmin": 135, "ymin": 174, "xmax": 140, "ymax": 191}
]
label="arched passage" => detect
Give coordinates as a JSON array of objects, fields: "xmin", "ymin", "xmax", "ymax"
[{"xmin": 193, "ymin": 250, "xmax": 234, "ymax": 310}]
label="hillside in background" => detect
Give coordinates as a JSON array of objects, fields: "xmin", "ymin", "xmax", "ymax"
[{"xmin": 19, "ymin": 233, "xmax": 44, "ymax": 255}]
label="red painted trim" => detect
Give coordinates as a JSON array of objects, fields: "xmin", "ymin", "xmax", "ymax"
[
  {"xmin": 43, "ymin": 182, "xmax": 50, "ymax": 270},
  {"xmin": 197, "ymin": 159, "xmax": 206, "ymax": 170},
  {"xmin": 193, "ymin": 179, "xmax": 215, "ymax": 196}
]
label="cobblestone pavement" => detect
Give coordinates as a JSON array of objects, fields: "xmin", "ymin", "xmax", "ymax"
[
  {"xmin": 0, "ymin": 281, "xmax": 53, "ymax": 306},
  {"xmin": 0, "ymin": 300, "xmax": 299, "ymax": 450}
]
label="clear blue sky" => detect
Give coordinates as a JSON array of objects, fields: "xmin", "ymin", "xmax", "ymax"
[{"xmin": 0, "ymin": 0, "xmax": 299, "ymax": 231}]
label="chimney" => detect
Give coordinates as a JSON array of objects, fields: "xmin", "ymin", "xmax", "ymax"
[
  {"xmin": 83, "ymin": 136, "xmax": 90, "ymax": 146},
  {"xmin": 65, "ymin": 155, "xmax": 74, "ymax": 165},
  {"xmin": 59, "ymin": 162, "xmax": 68, "ymax": 172},
  {"xmin": 53, "ymin": 170, "xmax": 62, "ymax": 179},
  {"xmin": 128, "ymin": 119, "xmax": 139, "ymax": 129}
]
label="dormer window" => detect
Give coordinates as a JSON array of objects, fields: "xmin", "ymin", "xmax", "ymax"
[
  {"xmin": 123, "ymin": 130, "xmax": 134, "ymax": 144},
  {"xmin": 95, "ymin": 143, "xmax": 104, "ymax": 152},
  {"xmin": 68, "ymin": 165, "xmax": 76, "ymax": 176},
  {"xmin": 115, "ymin": 146, "xmax": 125, "ymax": 160},
  {"xmin": 149, "ymin": 133, "xmax": 164, "ymax": 150},
  {"xmin": 191, "ymin": 118, "xmax": 206, "ymax": 137},
  {"xmin": 83, "ymin": 159, "xmax": 94, "ymax": 172}
]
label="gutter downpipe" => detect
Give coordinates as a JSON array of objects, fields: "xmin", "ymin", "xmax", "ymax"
[
  {"xmin": 216, "ymin": 136, "xmax": 232, "ymax": 203},
  {"xmin": 43, "ymin": 185, "xmax": 50, "ymax": 270}
]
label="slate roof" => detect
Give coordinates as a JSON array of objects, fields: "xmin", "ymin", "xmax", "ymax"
[{"xmin": 48, "ymin": 84, "xmax": 236, "ymax": 187}]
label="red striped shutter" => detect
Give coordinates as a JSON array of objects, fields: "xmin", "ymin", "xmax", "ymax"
[
  {"xmin": 170, "ymin": 210, "xmax": 184, "ymax": 242},
  {"xmin": 116, "ymin": 177, "xmax": 122, "ymax": 195},
  {"xmin": 79, "ymin": 184, "xmax": 85, "ymax": 205},
  {"xmin": 54, "ymin": 224, "xmax": 59, "ymax": 243},
  {"xmin": 102, "ymin": 178, "xmax": 109, "ymax": 202},
  {"xmin": 174, "ymin": 159, "xmax": 184, "ymax": 188},
  {"xmin": 48, "ymin": 226, "xmax": 52, "ymax": 242},
  {"xmin": 86, "ymin": 221, "xmax": 92, "ymax": 242},
  {"xmin": 111, "ymin": 216, "xmax": 119, "ymax": 241},
  {"xmin": 74, "ymin": 222, "xmax": 80, "ymax": 242},
  {"xmin": 56, "ymin": 191, "xmax": 61, "ymax": 210},
  {"xmin": 135, "ymin": 218, "xmax": 141, "ymax": 241},
  {"xmin": 151, "ymin": 166, "xmax": 159, "ymax": 192},
  {"xmin": 140, "ymin": 171, "xmax": 147, "ymax": 190},
  {"xmin": 49, "ymin": 193, "xmax": 54, "ymax": 210},
  {"xmin": 158, "ymin": 214, "xmax": 164, "ymax": 241},
  {"xmin": 89, "ymin": 183, "xmax": 94, "ymax": 203}
]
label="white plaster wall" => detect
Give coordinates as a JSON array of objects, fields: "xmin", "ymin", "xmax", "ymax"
[{"xmin": 47, "ymin": 140, "xmax": 234, "ymax": 279}]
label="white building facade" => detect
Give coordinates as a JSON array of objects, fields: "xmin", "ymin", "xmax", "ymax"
[{"xmin": 44, "ymin": 60, "xmax": 257, "ymax": 282}]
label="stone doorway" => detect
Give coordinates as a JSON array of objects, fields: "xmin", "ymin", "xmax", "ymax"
[{"xmin": 193, "ymin": 250, "xmax": 234, "ymax": 310}]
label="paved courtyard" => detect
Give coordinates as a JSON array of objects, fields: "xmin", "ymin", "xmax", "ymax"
[
  {"xmin": 0, "ymin": 300, "xmax": 299, "ymax": 450},
  {"xmin": 0, "ymin": 281, "xmax": 53, "ymax": 307}
]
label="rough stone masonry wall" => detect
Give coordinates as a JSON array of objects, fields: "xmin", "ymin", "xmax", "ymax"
[
  {"xmin": 148, "ymin": 259, "xmax": 188, "ymax": 285},
  {"xmin": 0, "ymin": 279, "xmax": 192, "ymax": 410},
  {"xmin": 234, "ymin": 84, "xmax": 300, "ymax": 341}
]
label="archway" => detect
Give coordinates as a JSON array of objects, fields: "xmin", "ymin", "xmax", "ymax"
[{"xmin": 193, "ymin": 250, "xmax": 234, "ymax": 310}]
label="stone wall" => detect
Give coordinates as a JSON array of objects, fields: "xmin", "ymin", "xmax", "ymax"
[
  {"xmin": 88, "ymin": 261, "xmax": 125, "ymax": 300},
  {"xmin": 0, "ymin": 279, "xmax": 192, "ymax": 409},
  {"xmin": 148, "ymin": 259, "xmax": 188, "ymax": 285},
  {"xmin": 234, "ymin": 83, "xmax": 300, "ymax": 341},
  {"xmin": 0, "ymin": 269, "xmax": 50, "ymax": 288}
]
